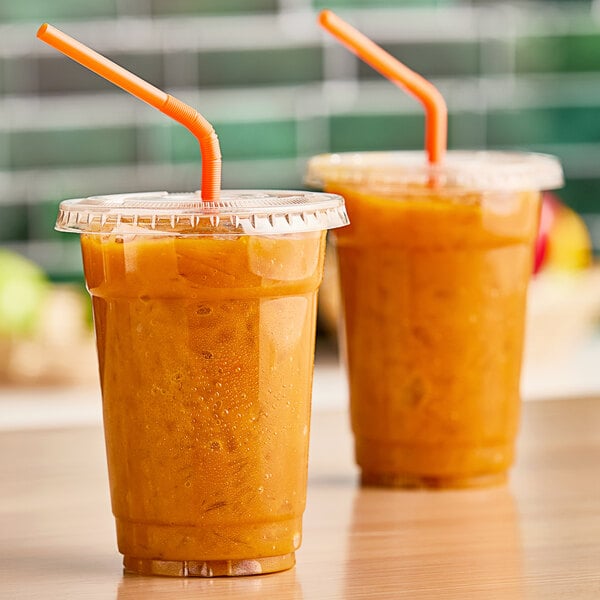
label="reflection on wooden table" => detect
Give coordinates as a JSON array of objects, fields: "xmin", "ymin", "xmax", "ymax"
[{"xmin": 0, "ymin": 398, "xmax": 599, "ymax": 599}]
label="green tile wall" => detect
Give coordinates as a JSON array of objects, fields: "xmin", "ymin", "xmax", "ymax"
[
  {"xmin": 216, "ymin": 120, "xmax": 299, "ymax": 161},
  {"xmin": 358, "ymin": 41, "xmax": 481, "ymax": 79},
  {"xmin": 330, "ymin": 112, "xmax": 490, "ymax": 153},
  {"xmin": 516, "ymin": 33, "xmax": 600, "ymax": 74},
  {"xmin": 0, "ymin": 0, "xmax": 118, "ymax": 22},
  {"xmin": 447, "ymin": 112, "xmax": 487, "ymax": 149},
  {"xmin": 37, "ymin": 53, "xmax": 165, "ymax": 95},
  {"xmin": 151, "ymin": 0, "xmax": 278, "ymax": 15},
  {"xmin": 36, "ymin": 57, "xmax": 117, "ymax": 95},
  {"xmin": 0, "ymin": 204, "xmax": 28, "ymax": 242},
  {"xmin": 9, "ymin": 127, "xmax": 138, "ymax": 170},
  {"xmin": 197, "ymin": 48, "xmax": 323, "ymax": 88},
  {"xmin": 1, "ymin": 2, "xmax": 600, "ymax": 279},
  {"xmin": 488, "ymin": 107, "xmax": 600, "ymax": 147},
  {"xmin": 169, "ymin": 120, "xmax": 298, "ymax": 163},
  {"xmin": 2, "ymin": 57, "xmax": 39, "ymax": 95},
  {"xmin": 561, "ymin": 179, "xmax": 600, "ymax": 214},
  {"xmin": 313, "ymin": 0, "xmax": 453, "ymax": 7},
  {"xmin": 0, "ymin": 132, "xmax": 8, "ymax": 170},
  {"xmin": 330, "ymin": 114, "xmax": 425, "ymax": 152},
  {"xmin": 105, "ymin": 53, "xmax": 165, "ymax": 91},
  {"xmin": 27, "ymin": 201, "xmax": 63, "ymax": 241}
]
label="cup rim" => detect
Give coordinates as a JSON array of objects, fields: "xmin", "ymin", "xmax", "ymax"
[
  {"xmin": 305, "ymin": 150, "xmax": 564, "ymax": 193},
  {"xmin": 55, "ymin": 189, "xmax": 349, "ymax": 236}
]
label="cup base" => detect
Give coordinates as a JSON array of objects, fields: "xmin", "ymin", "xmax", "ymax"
[
  {"xmin": 123, "ymin": 553, "xmax": 296, "ymax": 577},
  {"xmin": 360, "ymin": 471, "xmax": 507, "ymax": 489}
]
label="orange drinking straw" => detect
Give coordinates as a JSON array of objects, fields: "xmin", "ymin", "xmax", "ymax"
[
  {"xmin": 36, "ymin": 23, "xmax": 221, "ymax": 200},
  {"xmin": 318, "ymin": 10, "xmax": 447, "ymax": 165}
]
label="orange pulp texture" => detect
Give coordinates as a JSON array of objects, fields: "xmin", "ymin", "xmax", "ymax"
[
  {"xmin": 329, "ymin": 185, "xmax": 540, "ymax": 488},
  {"xmin": 81, "ymin": 231, "xmax": 326, "ymax": 573}
]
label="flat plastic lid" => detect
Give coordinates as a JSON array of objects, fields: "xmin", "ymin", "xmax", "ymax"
[
  {"xmin": 55, "ymin": 190, "xmax": 349, "ymax": 236},
  {"xmin": 306, "ymin": 151, "xmax": 564, "ymax": 192}
]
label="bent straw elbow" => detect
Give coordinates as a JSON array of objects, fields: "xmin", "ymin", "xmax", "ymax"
[
  {"xmin": 422, "ymin": 86, "xmax": 447, "ymax": 164},
  {"xmin": 36, "ymin": 24, "xmax": 222, "ymax": 200},
  {"xmin": 161, "ymin": 95, "xmax": 222, "ymax": 201},
  {"xmin": 318, "ymin": 10, "xmax": 448, "ymax": 165}
]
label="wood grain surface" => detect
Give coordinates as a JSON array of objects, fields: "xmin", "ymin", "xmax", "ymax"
[{"xmin": 1, "ymin": 397, "xmax": 599, "ymax": 599}]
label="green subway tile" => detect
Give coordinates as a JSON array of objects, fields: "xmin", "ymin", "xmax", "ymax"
[
  {"xmin": 331, "ymin": 112, "xmax": 487, "ymax": 153},
  {"xmin": 560, "ymin": 178, "xmax": 600, "ymax": 215},
  {"xmin": 169, "ymin": 119, "xmax": 297, "ymax": 163},
  {"xmin": 0, "ymin": 132, "xmax": 8, "ymax": 170},
  {"xmin": 198, "ymin": 47, "xmax": 323, "ymax": 88},
  {"xmin": 111, "ymin": 53, "xmax": 165, "ymax": 91},
  {"xmin": 151, "ymin": 0, "xmax": 277, "ymax": 15},
  {"xmin": 296, "ymin": 115, "xmax": 330, "ymax": 156},
  {"xmin": 2, "ymin": 57, "xmax": 38, "ymax": 95},
  {"xmin": 37, "ymin": 57, "xmax": 115, "ymax": 94},
  {"xmin": 330, "ymin": 114, "xmax": 425, "ymax": 152},
  {"xmin": 568, "ymin": 34, "xmax": 600, "ymax": 72},
  {"xmin": 515, "ymin": 37, "xmax": 561, "ymax": 73},
  {"xmin": 487, "ymin": 107, "xmax": 600, "ymax": 147},
  {"xmin": 27, "ymin": 201, "xmax": 62, "ymax": 241},
  {"xmin": 516, "ymin": 33, "xmax": 600, "ymax": 73},
  {"xmin": 359, "ymin": 40, "xmax": 480, "ymax": 79},
  {"xmin": 447, "ymin": 112, "xmax": 487, "ymax": 149},
  {"xmin": 43, "ymin": 240, "xmax": 86, "ymax": 283},
  {"xmin": 220, "ymin": 159, "xmax": 300, "ymax": 190},
  {"xmin": 37, "ymin": 53, "xmax": 163, "ymax": 95},
  {"xmin": 0, "ymin": 204, "xmax": 28, "ymax": 242},
  {"xmin": 137, "ymin": 125, "xmax": 170, "ymax": 164},
  {"xmin": 168, "ymin": 125, "xmax": 204, "ymax": 164},
  {"xmin": 159, "ymin": 52, "xmax": 198, "ymax": 89},
  {"xmin": 313, "ymin": 0, "xmax": 451, "ymax": 7},
  {"xmin": 219, "ymin": 120, "xmax": 298, "ymax": 160},
  {"xmin": 0, "ymin": 0, "xmax": 117, "ymax": 21},
  {"xmin": 10, "ymin": 127, "xmax": 138, "ymax": 170}
]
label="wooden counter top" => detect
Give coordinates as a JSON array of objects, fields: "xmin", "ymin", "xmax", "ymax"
[{"xmin": 1, "ymin": 397, "xmax": 599, "ymax": 599}]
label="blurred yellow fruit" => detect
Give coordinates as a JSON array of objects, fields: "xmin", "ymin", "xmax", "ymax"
[
  {"xmin": 534, "ymin": 194, "xmax": 592, "ymax": 273},
  {"xmin": 545, "ymin": 200, "xmax": 592, "ymax": 271}
]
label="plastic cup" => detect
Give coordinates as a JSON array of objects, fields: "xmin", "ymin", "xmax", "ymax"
[
  {"xmin": 306, "ymin": 151, "xmax": 563, "ymax": 489},
  {"xmin": 56, "ymin": 190, "xmax": 348, "ymax": 576}
]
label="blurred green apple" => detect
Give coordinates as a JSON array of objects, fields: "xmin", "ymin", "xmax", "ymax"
[{"xmin": 0, "ymin": 249, "xmax": 50, "ymax": 337}]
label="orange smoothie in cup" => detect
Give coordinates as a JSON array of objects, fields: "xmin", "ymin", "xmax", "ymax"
[
  {"xmin": 57, "ymin": 190, "xmax": 348, "ymax": 575},
  {"xmin": 39, "ymin": 22, "xmax": 350, "ymax": 576},
  {"xmin": 307, "ymin": 151, "xmax": 563, "ymax": 488}
]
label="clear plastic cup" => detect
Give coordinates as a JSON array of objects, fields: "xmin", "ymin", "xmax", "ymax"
[
  {"xmin": 306, "ymin": 151, "xmax": 563, "ymax": 489},
  {"xmin": 56, "ymin": 190, "xmax": 348, "ymax": 576}
]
